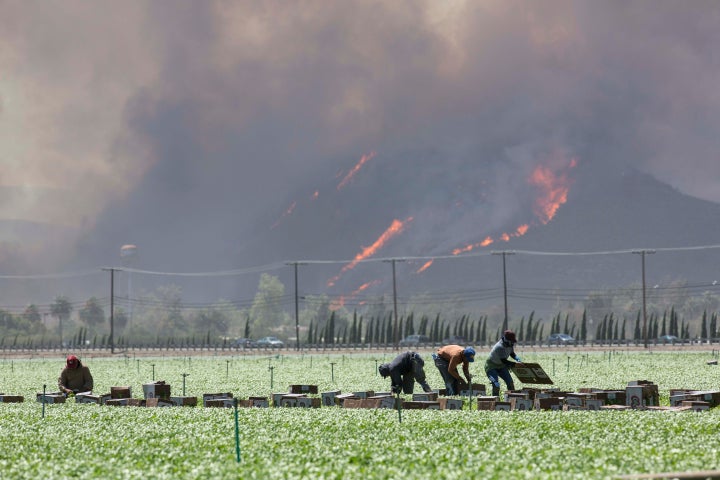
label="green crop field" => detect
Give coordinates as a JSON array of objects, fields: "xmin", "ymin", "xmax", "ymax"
[{"xmin": 1, "ymin": 349, "xmax": 720, "ymax": 479}]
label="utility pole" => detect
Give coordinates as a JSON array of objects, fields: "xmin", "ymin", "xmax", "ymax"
[
  {"xmin": 286, "ymin": 262, "xmax": 307, "ymax": 351},
  {"xmin": 102, "ymin": 268, "xmax": 120, "ymax": 354},
  {"xmin": 492, "ymin": 251, "xmax": 515, "ymax": 331},
  {"xmin": 632, "ymin": 250, "xmax": 655, "ymax": 348},
  {"xmin": 383, "ymin": 258, "xmax": 405, "ymax": 348}
]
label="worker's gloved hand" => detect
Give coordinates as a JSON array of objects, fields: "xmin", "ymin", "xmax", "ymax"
[
  {"xmin": 391, "ymin": 385, "xmax": 402, "ymax": 394},
  {"xmin": 515, "ymin": 357, "xmax": 522, "ymax": 363},
  {"xmin": 420, "ymin": 382, "xmax": 432, "ymax": 393}
]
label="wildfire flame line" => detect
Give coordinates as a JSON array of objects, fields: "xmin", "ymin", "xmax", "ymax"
[
  {"xmin": 327, "ymin": 216, "xmax": 413, "ymax": 286},
  {"xmin": 337, "ymin": 152, "xmax": 376, "ymax": 191},
  {"xmin": 270, "ymin": 200, "xmax": 297, "ymax": 229},
  {"xmin": 451, "ymin": 157, "xmax": 577, "ymax": 255}
]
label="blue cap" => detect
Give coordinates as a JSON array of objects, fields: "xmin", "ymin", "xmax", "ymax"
[{"xmin": 463, "ymin": 347, "xmax": 476, "ymax": 362}]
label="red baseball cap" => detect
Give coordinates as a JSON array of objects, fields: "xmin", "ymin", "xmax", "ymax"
[{"xmin": 66, "ymin": 355, "xmax": 79, "ymax": 367}]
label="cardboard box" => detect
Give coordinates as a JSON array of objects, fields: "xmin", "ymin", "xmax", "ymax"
[
  {"xmin": 438, "ymin": 398, "xmax": 464, "ymax": 410},
  {"xmin": 279, "ymin": 393, "xmax": 307, "ymax": 407},
  {"xmin": 402, "ymin": 401, "xmax": 440, "ymax": 410},
  {"xmin": 510, "ymin": 398, "xmax": 533, "ymax": 411},
  {"xmin": 412, "ymin": 392, "xmax": 438, "ymax": 402},
  {"xmin": 321, "ymin": 391, "xmax": 341, "ymax": 406},
  {"xmin": 586, "ymin": 399, "xmax": 605, "ymax": 411},
  {"xmin": 352, "ymin": 391, "xmax": 375, "ymax": 399},
  {"xmin": 477, "ymin": 396, "xmax": 498, "ymax": 410},
  {"xmin": 460, "ymin": 386, "xmax": 486, "ymax": 397},
  {"xmin": 171, "ymin": 396, "xmax": 198, "ymax": 407},
  {"xmin": 342, "ymin": 398, "xmax": 374, "ymax": 409},
  {"xmin": 143, "ymin": 382, "xmax": 171, "ymax": 399},
  {"xmin": 0, "ymin": 395, "xmax": 24, "ymax": 403},
  {"xmin": 248, "ymin": 396, "xmax": 269, "ymax": 408},
  {"xmin": 336, "ymin": 393, "xmax": 359, "ymax": 406},
  {"xmin": 534, "ymin": 397, "xmax": 563, "ymax": 411},
  {"xmin": 106, "ymin": 398, "xmax": 145, "ymax": 407},
  {"xmin": 205, "ymin": 398, "xmax": 234, "ymax": 408},
  {"xmin": 681, "ymin": 400, "xmax": 710, "ymax": 412},
  {"xmin": 290, "ymin": 385, "xmax": 318, "ymax": 394},
  {"xmin": 75, "ymin": 394, "xmax": 102, "ymax": 404},
  {"xmin": 146, "ymin": 398, "xmax": 175, "ymax": 407},
  {"xmin": 494, "ymin": 402, "xmax": 512, "ymax": 411},
  {"xmin": 295, "ymin": 397, "xmax": 321, "ymax": 408},
  {"xmin": 110, "ymin": 386, "xmax": 132, "ymax": 399},
  {"xmin": 204, "ymin": 393, "xmax": 233, "ymax": 407},
  {"xmin": 36, "ymin": 393, "xmax": 65, "ymax": 404}
]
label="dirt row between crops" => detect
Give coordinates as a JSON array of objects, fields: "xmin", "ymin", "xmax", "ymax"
[{"xmin": 2, "ymin": 343, "xmax": 719, "ymax": 360}]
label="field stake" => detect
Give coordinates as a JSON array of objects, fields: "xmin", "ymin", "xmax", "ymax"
[
  {"xmin": 330, "ymin": 362, "xmax": 337, "ymax": 383},
  {"xmin": 233, "ymin": 398, "xmax": 241, "ymax": 463},
  {"xmin": 151, "ymin": 364, "xmax": 155, "ymax": 381},
  {"xmin": 375, "ymin": 359, "xmax": 378, "ymax": 375},
  {"xmin": 226, "ymin": 360, "xmax": 230, "ymax": 380},
  {"xmin": 182, "ymin": 373, "xmax": 189, "ymax": 396},
  {"xmin": 41, "ymin": 384, "xmax": 46, "ymax": 418},
  {"xmin": 269, "ymin": 366, "xmax": 274, "ymax": 389},
  {"xmin": 552, "ymin": 359, "xmax": 555, "ymax": 377},
  {"xmin": 567, "ymin": 357, "xmax": 570, "ymax": 372},
  {"xmin": 136, "ymin": 359, "xmax": 140, "ymax": 374}
]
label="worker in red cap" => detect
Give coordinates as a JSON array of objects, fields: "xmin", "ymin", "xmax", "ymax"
[
  {"xmin": 58, "ymin": 354, "xmax": 94, "ymax": 395},
  {"xmin": 484, "ymin": 330, "xmax": 523, "ymax": 398}
]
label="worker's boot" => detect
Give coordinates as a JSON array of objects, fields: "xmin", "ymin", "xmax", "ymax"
[{"xmin": 492, "ymin": 385, "xmax": 500, "ymax": 396}]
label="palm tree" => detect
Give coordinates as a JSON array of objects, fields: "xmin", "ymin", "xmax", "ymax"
[{"xmin": 50, "ymin": 296, "xmax": 73, "ymax": 347}]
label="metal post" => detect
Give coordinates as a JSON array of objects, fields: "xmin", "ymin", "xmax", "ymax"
[
  {"xmin": 632, "ymin": 250, "xmax": 655, "ymax": 348},
  {"xmin": 492, "ymin": 251, "xmax": 515, "ymax": 331},
  {"xmin": 102, "ymin": 267, "xmax": 119, "ymax": 354},
  {"xmin": 286, "ymin": 262, "xmax": 307, "ymax": 351}
]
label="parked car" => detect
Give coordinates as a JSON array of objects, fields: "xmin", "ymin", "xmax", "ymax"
[
  {"xmin": 398, "ymin": 334, "xmax": 431, "ymax": 347},
  {"xmin": 658, "ymin": 335, "xmax": 679, "ymax": 344},
  {"xmin": 256, "ymin": 336, "xmax": 284, "ymax": 347},
  {"xmin": 547, "ymin": 333, "xmax": 575, "ymax": 345},
  {"xmin": 441, "ymin": 335, "xmax": 470, "ymax": 346},
  {"xmin": 231, "ymin": 337, "xmax": 256, "ymax": 348}
]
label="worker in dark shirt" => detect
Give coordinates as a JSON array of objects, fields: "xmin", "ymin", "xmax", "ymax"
[
  {"xmin": 378, "ymin": 351, "xmax": 432, "ymax": 394},
  {"xmin": 58, "ymin": 354, "xmax": 94, "ymax": 395}
]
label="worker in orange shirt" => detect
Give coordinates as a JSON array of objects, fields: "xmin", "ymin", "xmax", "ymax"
[{"xmin": 432, "ymin": 344, "xmax": 475, "ymax": 395}]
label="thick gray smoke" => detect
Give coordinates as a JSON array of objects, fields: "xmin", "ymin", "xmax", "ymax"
[{"xmin": 1, "ymin": 1, "xmax": 719, "ymax": 281}]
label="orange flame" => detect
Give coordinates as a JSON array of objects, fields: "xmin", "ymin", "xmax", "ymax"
[
  {"xmin": 337, "ymin": 152, "xmax": 376, "ymax": 191},
  {"xmin": 270, "ymin": 200, "xmax": 297, "ymax": 229},
  {"xmin": 327, "ymin": 217, "xmax": 412, "ymax": 286},
  {"xmin": 452, "ymin": 236, "xmax": 494, "ymax": 255},
  {"xmin": 416, "ymin": 260, "xmax": 433, "ymax": 273},
  {"xmin": 529, "ymin": 159, "xmax": 576, "ymax": 224},
  {"xmin": 351, "ymin": 279, "xmax": 382, "ymax": 296}
]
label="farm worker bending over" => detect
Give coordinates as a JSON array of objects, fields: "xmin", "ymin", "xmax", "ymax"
[
  {"xmin": 485, "ymin": 330, "xmax": 523, "ymax": 397},
  {"xmin": 58, "ymin": 354, "xmax": 94, "ymax": 395},
  {"xmin": 378, "ymin": 351, "xmax": 433, "ymax": 394},
  {"xmin": 432, "ymin": 345, "xmax": 475, "ymax": 395}
]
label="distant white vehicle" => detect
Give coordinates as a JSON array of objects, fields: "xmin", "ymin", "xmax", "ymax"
[{"xmin": 256, "ymin": 336, "xmax": 284, "ymax": 347}]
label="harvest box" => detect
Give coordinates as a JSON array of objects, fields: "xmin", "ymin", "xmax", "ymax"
[
  {"xmin": 320, "ymin": 391, "xmax": 341, "ymax": 406},
  {"xmin": 0, "ymin": 395, "xmax": 24, "ymax": 403},
  {"xmin": 204, "ymin": 392, "xmax": 233, "ymax": 407},
  {"xmin": 143, "ymin": 381, "xmax": 171, "ymax": 399},
  {"xmin": 36, "ymin": 393, "xmax": 65, "ymax": 404},
  {"xmin": 146, "ymin": 398, "xmax": 175, "ymax": 408},
  {"xmin": 110, "ymin": 386, "xmax": 131, "ymax": 399},
  {"xmin": 290, "ymin": 385, "xmax": 318, "ymax": 394},
  {"xmin": 171, "ymin": 396, "xmax": 198, "ymax": 407}
]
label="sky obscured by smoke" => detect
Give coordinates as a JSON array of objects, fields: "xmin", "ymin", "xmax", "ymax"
[{"xmin": 1, "ymin": 0, "xmax": 719, "ymax": 274}]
